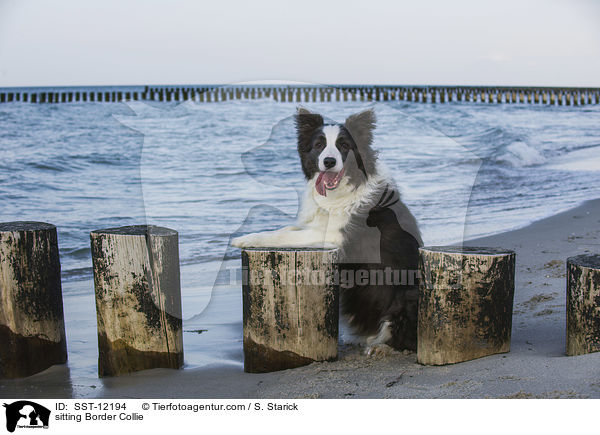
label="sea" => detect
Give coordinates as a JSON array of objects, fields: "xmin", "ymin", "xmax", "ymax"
[{"xmin": 1, "ymin": 87, "xmax": 599, "ymax": 391}]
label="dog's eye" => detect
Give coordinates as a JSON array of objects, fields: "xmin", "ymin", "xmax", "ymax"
[
  {"xmin": 314, "ymin": 142, "xmax": 324, "ymax": 150},
  {"xmin": 339, "ymin": 142, "xmax": 349, "ymax": 150}
]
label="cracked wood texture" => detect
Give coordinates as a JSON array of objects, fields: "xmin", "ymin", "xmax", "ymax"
[
  {"xmin": 91, "ymin": 225, "xmax": 183, "ymax": 377},
  {"xmin": 566, "ymin": 254, "xmax": 600, "ymax": 356},
  {"xmin": 418, "ymin": 246, "xmax": 516, "ymax": 365},
  {"xmin": 0, "ymin": 221, "xmax": 67, "ymax": 378},
  {"xmin": 242, "ymin": 248, "xmax": 339, "ymax": 373}
]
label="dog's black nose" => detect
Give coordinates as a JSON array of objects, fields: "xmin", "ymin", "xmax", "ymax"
[{"xmin": 323, "ymin": 157, "xmax": 337, "ymax": 169}]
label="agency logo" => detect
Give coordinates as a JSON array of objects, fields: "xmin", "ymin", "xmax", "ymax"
[{"xmin": 3, "ymin": 401, "xmax": 50, "ymax": 433}]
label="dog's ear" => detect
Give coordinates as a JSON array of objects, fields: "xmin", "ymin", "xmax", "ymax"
[
  {"xmin": 296, "ymin": 106, "xmax": 312, "ymax": 116},
  {"xmin": 344, "ymin": 109, "xmax": 376, "ymax": 149},
  {"xmin": 295, "ymin": 110, "xmax": 324, "ymax": 151},
  {"xmin": 344, "ymin": 109, "xmax": 378, "ymax": 179}
]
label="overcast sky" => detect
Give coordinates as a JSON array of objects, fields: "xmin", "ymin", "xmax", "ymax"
[{"xmin": 0, "ymin": 0, "xmax": 598, "ymax": 87}]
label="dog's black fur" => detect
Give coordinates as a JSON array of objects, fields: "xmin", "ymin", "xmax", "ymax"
[{"xmin": 295, "ymin": 109, "xmax": 422, "ymax": 351}]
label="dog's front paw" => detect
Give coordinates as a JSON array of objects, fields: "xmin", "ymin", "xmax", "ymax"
[{"xmin": 231, "ymin": 233, "xmax": 262, "ymax": 248}]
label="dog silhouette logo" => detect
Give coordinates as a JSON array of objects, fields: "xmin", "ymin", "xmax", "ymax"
[{"xmin": 3, "ymin": 401, "xmax": 50, "ymax": 433}]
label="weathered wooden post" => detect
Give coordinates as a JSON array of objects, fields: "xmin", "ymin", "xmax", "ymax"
[
  {"xmin": 0, "ymin": 222, "xmax": 68, "ymax": 378},
  {"xmin": 90, "ymin": 225, "xmax": 183, "ymax": 377},
  {"xmin": 497, "ymin": 90, "xmax": 504, "ymax": 103},
  {"xmin": 241, "ymin": 247, "xmax": 339, "ymax": 373},
  {"xmin": 418, "ymin": 246, "xmax": 515, "ymax": 365},
  {"xmin": 566, "ymin": 254, "xmax": 600, "ymax": 356},
  {"xmin": 373, "ymin": 88, "xmax": 380, "ymax": 101}
]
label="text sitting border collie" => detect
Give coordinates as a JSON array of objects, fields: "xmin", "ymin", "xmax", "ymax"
[{"xmin": 232, "ymin": 108, "xmax": 422, "ymax": 354}]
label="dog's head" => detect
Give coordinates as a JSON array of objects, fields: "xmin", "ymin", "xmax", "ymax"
[{"xmin": 295, "ymin": 108, "xmax": 378, "ymax": 196}]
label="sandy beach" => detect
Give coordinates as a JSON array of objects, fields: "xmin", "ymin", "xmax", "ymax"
[{"xmin": 2, "ymin": 198, "xmax": 599, "ymax": 399}]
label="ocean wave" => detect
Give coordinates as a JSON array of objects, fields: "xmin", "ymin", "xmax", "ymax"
[
  {"xmin": 496, "ymin": 141, "xmax": 547, "ymax": 167},
  {"xmin": 546, "ymin": 145, "xmax": 600, "ymax": 172},
  {"xmin": 61, "ymin": 266, "xmax": 93, "ymax": 282}
]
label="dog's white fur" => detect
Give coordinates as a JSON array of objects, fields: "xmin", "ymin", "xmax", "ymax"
[
  {"xmin": 319, "ymin": 125, "xmax": 344, "ymax": 172},
  {"xmin": 231, "ymin": 163, "xmax": 389, "ymax": 251}
]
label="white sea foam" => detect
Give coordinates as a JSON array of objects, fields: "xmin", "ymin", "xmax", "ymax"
[{"xmin": 497, "ymin": 141, "xmax": 547, "ymax": 167}]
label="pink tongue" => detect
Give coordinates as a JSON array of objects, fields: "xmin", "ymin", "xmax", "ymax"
[
  {"xmin": 315, "ymin": 171, "xmax": 339, "ymax": 197},
  {"xmin": 316, "ymin": 172, "xmax": 327, "ymax": 196}
]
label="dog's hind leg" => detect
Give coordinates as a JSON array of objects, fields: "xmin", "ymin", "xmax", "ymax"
[{"xmin": 365, "ymin": 320, "xmax": 394, "ymax": 356}]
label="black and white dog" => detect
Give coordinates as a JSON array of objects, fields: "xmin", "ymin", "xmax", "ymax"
[{"xmin": 232, "ymin": 108, "xmax": 422, "ymax": 353}]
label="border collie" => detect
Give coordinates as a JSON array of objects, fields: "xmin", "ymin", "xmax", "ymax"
[{"xmin": 232, "ymin": 108, "xmax": 422, "ymax": 354}]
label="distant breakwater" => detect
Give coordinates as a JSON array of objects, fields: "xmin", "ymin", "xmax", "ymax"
[{"xmin": 1, "ymin": 85, "xmax": 599, "ymax": 105}]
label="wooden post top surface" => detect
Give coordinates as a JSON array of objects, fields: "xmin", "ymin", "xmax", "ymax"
[
  {"xmin": 242, "ymin": 247, "xmax": 339, "ymax": 252},
  {"xmin": 0, "ymin": 221, "xmax": 56, "ymax": 232},
  {"xmin": 91, "ymin": 225, "xmax": 177, "ymax": 237},
  {"xmin": 568, "ymin": 254, "xmax": 600, "ymax": 269},
  {"xmin": 420, "ymin": 246, "xmax": 515, "ymax": 256}
]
